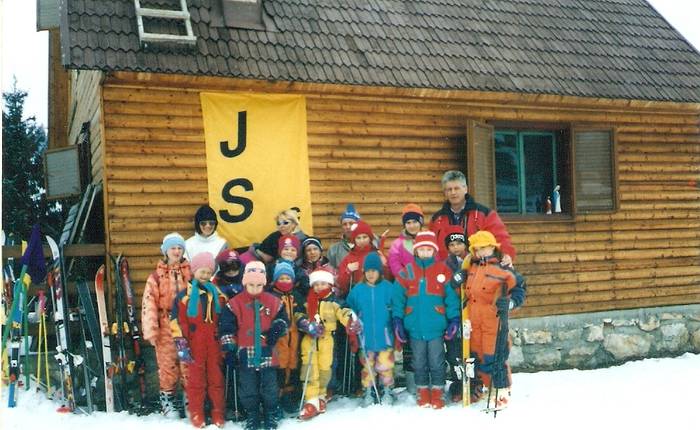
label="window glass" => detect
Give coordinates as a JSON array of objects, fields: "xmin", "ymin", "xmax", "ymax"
[
  {"xmin": 523, "ymin": 133, "xmax": 555, "ymax": 213},
  {"xmin": 495, "ymin": 132, "xmax": 520, "ymax": 213}
]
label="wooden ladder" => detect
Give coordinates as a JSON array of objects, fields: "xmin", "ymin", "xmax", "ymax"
[{"xmin": 134, "ymin": 0, "xmax": 197, "ymax": 45}]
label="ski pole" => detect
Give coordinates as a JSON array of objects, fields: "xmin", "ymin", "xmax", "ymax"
[
  {"xmin": 232, "ymin": 366, "xmax": 239, "ymax": 420},
  {"xmin": 299, "ymin": 337, "xmax": 316, "ymax": 414},
  {"xmin": 358, "ymin": 332, "xmax": 381, "ymax": 404}
]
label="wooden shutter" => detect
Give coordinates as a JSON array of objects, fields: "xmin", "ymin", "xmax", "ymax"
[
  {"xmin": 466, "ymin": 120, "xmax": 496, "ymax": 209},
  {"xmin": 573, "ymin": 129, "xmax": 616, "ymax": 212}
]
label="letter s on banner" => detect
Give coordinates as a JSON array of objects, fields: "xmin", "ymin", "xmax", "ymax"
[{"xmin": 220, "ymin": 178, "xmax": 254, "ymax": 223}]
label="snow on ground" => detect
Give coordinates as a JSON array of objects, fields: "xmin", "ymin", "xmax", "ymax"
[{"xmin": 2, "ymin": 353, "xmax": 698, "ymax": 430}]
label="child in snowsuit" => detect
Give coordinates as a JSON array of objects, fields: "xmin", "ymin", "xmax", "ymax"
[
  {"xmin": 219, "ymin": 261, "xmax": 289, "ymax": 430},
  {"xmin": 269, "ymin": 234, "xmax": 310, "ymax": 295},
  {"xmin": 296, "ymin": 269, "xmax": 355, "ymax": 420},
  {"xmin": 442, "ymin": 225, "xmax": 468, "ymax": 402},
  {"xmin": 388, "ymin": 204, "xmax": 425, "ymax": 277},
  {"xmin": 337, "ymin": 220, "xmax": 391, "ymax": 297},
  {"xmin": 345, "ymin": 252, "xmax": 396, "ymax": 407},
  {"xmin": 171, "ymin": 252, "xmax": 228, "ymax": 428},
  {"xmin": 269, "ymin": 261, "xmax": 304, "ymax": 413},
  {"xmin": 213, "ymin": 249, "xmax": 243, "ymax": 299},
  {"xmin": 142, "ymin": 232, "xmax": 192, "ymax": 418},
  {"xmin": 463, "ymin": 230, "xmax": 526, "ymax": 409},
  {"xmin": 393, "ymin": 231, "xmax": 460, "ymax": 409},
  {"xmin": 300, "ymin": 237, "xmax": 334, "ymax": 277}
]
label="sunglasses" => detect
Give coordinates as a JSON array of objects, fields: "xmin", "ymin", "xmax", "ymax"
[
  {"xmin": 199, "ymin": 220, "xmax": 216, "ymax": 227},
  {"xmin": 246, "ymin": 267, "xmax": 266, "ymax": 274},
  {"xmin": 276, "ymin": 220, "xmax": 292, "ymax": 226}
]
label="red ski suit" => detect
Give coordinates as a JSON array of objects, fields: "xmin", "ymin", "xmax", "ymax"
[
  {"xmin": 337, "ymin": 246, "xmax": 391, "ymax": 297},
  {"xmin": 171, "ymin": 282, "xmax": 227, "ymax": 421}
]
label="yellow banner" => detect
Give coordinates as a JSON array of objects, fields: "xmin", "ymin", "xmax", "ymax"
[{"xmin": 200, "ymin": 93, "xmax": 312, "ymax": 248}]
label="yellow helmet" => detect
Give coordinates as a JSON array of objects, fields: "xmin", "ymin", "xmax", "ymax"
[{"xmin": 468, "ymin": 230, "xmax": 500, "ymax": 255}]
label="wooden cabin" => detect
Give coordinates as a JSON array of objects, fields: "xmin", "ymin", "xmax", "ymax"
[{"xmin": 45, "ymin": 0, "xmax": 700, "ymax": 318}]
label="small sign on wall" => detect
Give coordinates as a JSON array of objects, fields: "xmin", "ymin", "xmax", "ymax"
[{"xmin": 44, "ymin": 145, "xmax": 81, "ymax": 200}]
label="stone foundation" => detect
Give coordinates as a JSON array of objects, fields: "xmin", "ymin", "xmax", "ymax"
[{"xmin": 509, "ymin": 304, "xmax": 700, "ymax": 371}]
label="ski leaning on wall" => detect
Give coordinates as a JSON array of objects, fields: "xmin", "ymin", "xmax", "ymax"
[{"xmin": 94, "ymin": 264, "xmax": 115, "ymax": 412}]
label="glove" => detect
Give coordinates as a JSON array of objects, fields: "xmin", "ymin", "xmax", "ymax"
[
  {"xmin": 265, "ymin": 319, "xmax": 288, "ymax": 346},
  {"xmin": 444, "ymin": 318, "xmax": 459, "ymax": 341},
  {"xmin": 451, "ymin": 270, "xmax": 466, "ymax": 287},
  {"xmin": 298, "ymin": 318, "xmax": 325, "ymax": 338},
  {"xmin": 347, "ymin": 316, "xmax": 363, "ymax": 335},
  {"xmin": 174, "ymin": 337, "xmax": 194, "ymax": 364},
  {"xmin": 347, "ymin": 332, "xmax": 360, "ymax": 353},
  {"xmin": 496, "ymin": 297, "xmax": 513, "ymax": 315},
  {"xmin": 393, "ymin": 317, "xmax": 407, "ymax": 344}
]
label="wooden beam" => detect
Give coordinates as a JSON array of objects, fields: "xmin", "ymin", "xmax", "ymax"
[{"xmin": 2, "ymin": 243, "xmax": 106, "ymax": 259}]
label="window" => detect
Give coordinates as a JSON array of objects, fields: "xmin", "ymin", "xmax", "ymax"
[
  {"xmin": 495, "ymin": 131, "xmax": 559, "ymax": 214},
  {"xmin": 465, "ymin": 121, "xmax": 615, "ymax": 217}
]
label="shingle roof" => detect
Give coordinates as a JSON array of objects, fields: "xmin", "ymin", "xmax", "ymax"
[{"xmin": 63, "ymin": 0, "xmax": 700, "ymax": 102}]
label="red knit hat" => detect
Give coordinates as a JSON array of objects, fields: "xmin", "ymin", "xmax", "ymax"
[
  {"xmin": 350, "ymin": 220, "xmax": 374, "ymax": 244},
  {"xmin": 278, "ymin": 234, "xmax": 301, "ymax": 254},
  {"xmin": 413, "ymin": 231, "xmax": 439, "ymax": 253}
]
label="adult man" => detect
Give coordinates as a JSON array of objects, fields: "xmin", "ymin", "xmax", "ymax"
[
  {"xmin": 430, "ymin": 170, "xmax": 515, "ymax": 265},
  {"xmin": 327, "ymin": 203, "xmax": 361, "ymax": 269}
]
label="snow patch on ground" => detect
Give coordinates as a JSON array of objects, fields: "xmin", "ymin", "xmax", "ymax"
[{"xmin": 2, "ymin": 353, "xmax": 698, "ymax": 430}]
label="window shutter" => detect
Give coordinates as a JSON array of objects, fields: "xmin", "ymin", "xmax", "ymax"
[
  {"xmin": 466, "ymin": 120, "xmax": 496, "ymax": 209},
  {"xmin": 574, "ymin": 130, "xmax": 615, "ymax": 212}
]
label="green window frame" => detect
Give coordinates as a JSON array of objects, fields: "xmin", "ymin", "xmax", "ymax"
[{"xmin": 495, "ymin": 130, "xmax": 558, "ymax": 214}]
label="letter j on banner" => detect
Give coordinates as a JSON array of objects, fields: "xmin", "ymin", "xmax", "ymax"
[{"xmin": 200, "ymin": 93, "xmax": 313, "ymax": 248}]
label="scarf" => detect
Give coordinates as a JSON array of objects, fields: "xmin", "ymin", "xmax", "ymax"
[
  {"xmin": 241, "ymin": 290, "xmax": 263, "ymax": 366},
  {"xmin": 306, "ymin": 287, "xmax": 332, "ymax": 321},
  {"xmin": 187, "ymin": 279, "xmax": 222, "ymax": 322}
]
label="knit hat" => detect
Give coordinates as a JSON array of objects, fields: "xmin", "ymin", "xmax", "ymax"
[
  {"xmin": 401, "ymin": 203, "xmax": 424, "ymax": 225},
  {"xmin": 273, "ymin": 261, "xmax": 296, "ymax": 282},
  {"xmin": 309, "ymin": 269, "xmax": 334, "ymax": 286},
  {"xmin": 413, "ymin": 231, "xmax": 439, "ymax": 253},
  {"xmin": 242, "ymin": 261, "xmax": 267, "ymax": 286},
  {"xmin": 468, "ymin": 230, "xmax": 500, "ymax": 254},
  {"xmin": 190, "ymin": 252, "xmax": 216, "ymax": 274},
  {"xmin": 194, "ymin": 205, "xmax": 217, "ymax": 234},
  {"xmin": 363, "ymin": 252, "xmax": 383, "ymax": 273},
  {"xmin": 278, "ymin": 234, "xmax": 301, "ymax": 254},
  {"xmin": 339, "ymin": 203, "xmax": 361, "ymax": 223},
  {"xmin": 302, "ymin": 236, "xmax": 323, "ymax": 253},
  {"xmin": 350, "ymin": 220, "xmax": 373, "ymax": 244},
  {"xmin": 216, "ymin": 249, "xmax": 240, "ymax": 272},
  {"xmin": 444, "ymin": 225, "xmax": 466, "ymax": 247},
  {"xmin": 161, "ymin": 232, "xmax": 186, "ymax": 255}
]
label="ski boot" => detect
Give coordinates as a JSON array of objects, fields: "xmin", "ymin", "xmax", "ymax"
[
  {"xmin": 319, "ymin": 398, "xmax": 327, "ymax": 414},
  {"xmin": 211, "ymin": 409, "xmax": 226, "ymax": 428},
  {"xmin": 189, "ymin": 413, "xmax": 206, "ymax": 428},
  {"xmin": 430, "ymin": 387, "xmax": 445, "ymax": 409},
  {"xmin": 299, "ymin": 398, "xmax": 320, "ymax": 420},
  {"xmin": 159, "ymin": 391, "xmax": 180, "ymax": 419},
  {"xmin": 361, "ymin": 388, "xmax": 375, "ymax": 407},
  {"xmin": 416, "ymin": 387, "xmax": 431, "ymax": 408},
  {"xmin": 448, "ymin": 381, "xmax": 463, "ymax": 403}
]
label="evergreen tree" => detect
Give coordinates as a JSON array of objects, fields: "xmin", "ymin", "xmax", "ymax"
[{"xmin": 2, "ymin": 80, "xmax": 64, "ymax": 239}]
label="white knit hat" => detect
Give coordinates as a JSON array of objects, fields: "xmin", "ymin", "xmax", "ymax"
[{"xmin": 309, "ymin": 269, "xmax": 334, "ymax": 286}]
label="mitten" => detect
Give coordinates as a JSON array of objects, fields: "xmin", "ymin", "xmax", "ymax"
[
  {"xmin": 348, "ymin": 332, "xmax": 360, "ymax": 353},
  {"xmin": 451, "ymin": 270, "xmax": 466, "ymax": 287},
  {"xmin": 265, "ymin": 319, "xmax": 288, "ymax": 346},
  {"xmin": 298, "ymin": 318, "xmax": 325, "ymax": 338},
  {"xmin": 496, "ymin": 297, "xmax": 513, "ymax": 315},
  {"xmin": 392, "ymin": 317, "xmax": 407, "ymax": 344},
  {"xmin": 347, "ymin": 316, "xmax": 363, "ymax": 335},
  {"xmin": 174, "ymin": 337, "xmax": 194, "ymax": 364},
  {"xmin": 444, "ymin": 318, "xmax": 460, "ymax": 341}
]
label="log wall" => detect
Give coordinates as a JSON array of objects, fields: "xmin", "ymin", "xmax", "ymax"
[
  {"xmin": 98, "ymin": 72, "xmax": 700, "ymax": 318},
  {"xmin": 67, "ymin": 69, "xmax": 104, "ymax": 182}
]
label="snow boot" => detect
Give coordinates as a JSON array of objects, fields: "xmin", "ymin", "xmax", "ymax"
[
  {"xmin": 361, "ymin": 388, "xmax": 375, "ymax": 407},
  {"xmin": 430, "ymin": 387, "xmax": 445, "ymax": 409},
  {"xmin": 263, "ymin": 406, "xmax": 280, "ymax": 429},
  {"xmin": 380, "ymin": 387, "xmax": 394, "ymax": 406},
  {"xmin": 211, "ymin": 409, "xmax": 226, "ymax": 428},
  {"xmin": 416, "ymin": 387, "xmax": 431, "ymax": 408},
  {"xmin": 189, "ymin": 413, "xmax": 206, "ymax": 428},
  {"xmin": 244, "ymin": 411, "xmax": 260, "ymax": 430},
  {"xmin": 159, "ymin": 391, "xmax": 180, "ymax": 419},
  {"xmin": 448, "ymin": 381, "xmax": 462, "ymax": 403},
  {"xmin": 299, "ymin": 398, "xmax": 320, "ymax": 420}
]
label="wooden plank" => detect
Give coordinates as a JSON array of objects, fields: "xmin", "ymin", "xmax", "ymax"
[{"xmin": 1, "ymin": 244, "xmax": 106, "ymax": 259}]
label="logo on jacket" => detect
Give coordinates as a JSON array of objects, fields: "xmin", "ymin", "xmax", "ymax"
[{"xmin": 437, "ymin": 274, "xmax": 446, "ymax": 283}]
